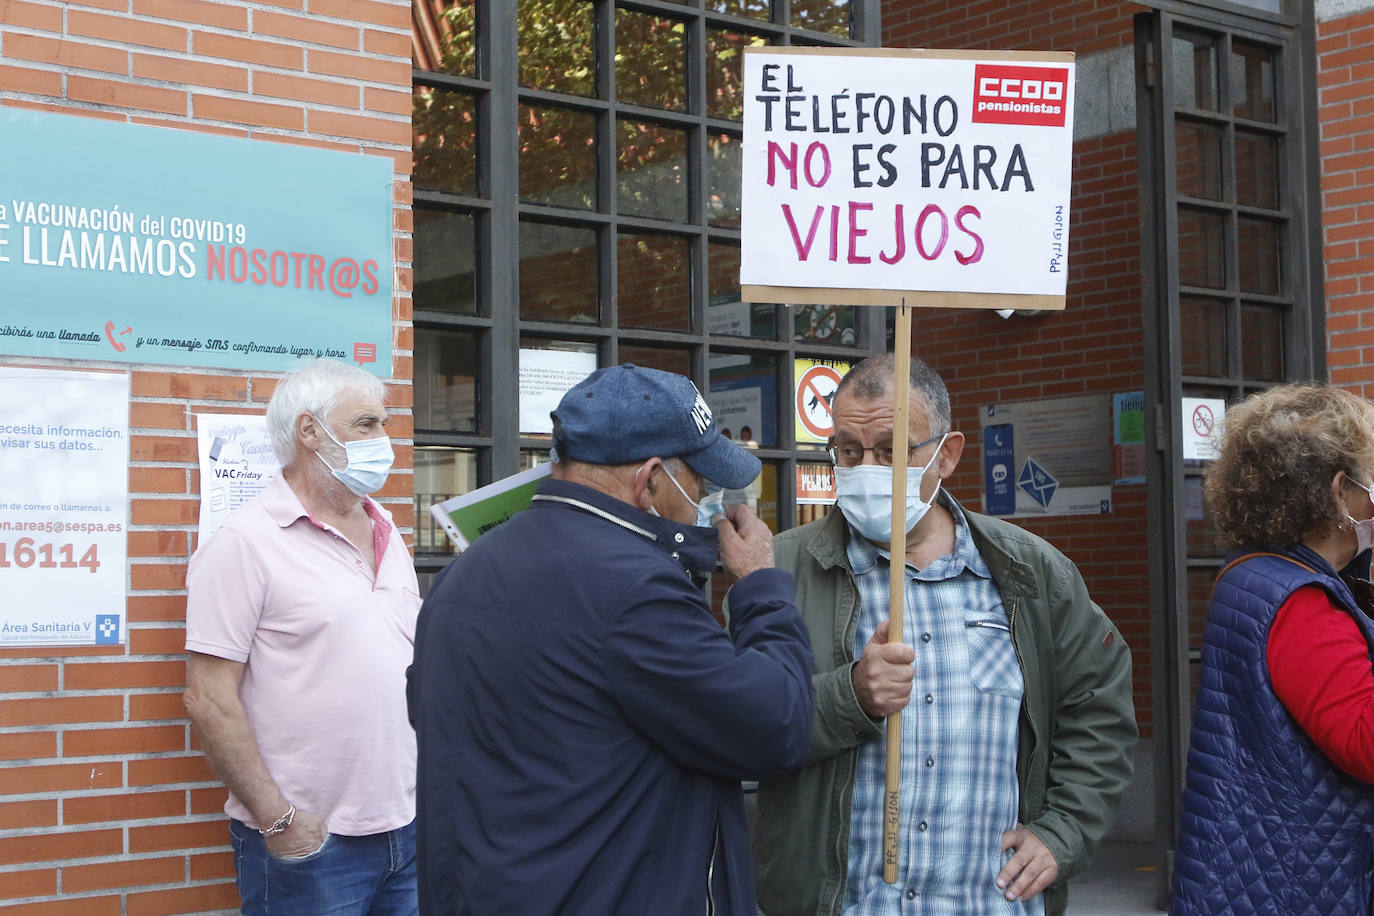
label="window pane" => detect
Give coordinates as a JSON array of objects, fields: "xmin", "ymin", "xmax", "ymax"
[
  {"xmin": 791, "ymin": 0, "xmax": 849, "ymax": 37},
  {"xmin": 753, "ymin": 459, "xmax": 781, "ymax": 533},
  {"xmin": 1184, "ymin": 474, "xmax": 1227, "ymax": 559},
  {"xmin": 518, "ymin": 0, "xmax": 595, "ymax": 96},
  {"xmin": 617, "ymin": 119, "xmax": 688, "ymax": 221},
  {"xmin": 520, "ymin": 339, "xmax": 598, "ymax": 436},
  {"xmin": 1179, "ymin": 296, "xmax": 1226, "ymax": 377},
  {"xmin": 796, "ymin": 461, "xmax": 837, "ymax": 527},
  {"xmin": 794, "ymin": 304, "xmax": 860, "ymax": 346},
  {"xmin": 709, "ymin": 242, "xmax": 777, "ymax": 340},
  {"xmin": 1237, "ymin": 217, "xmax": 1281, "ymax": 294},
  {"xmin": 615, "ymin": 345, "xmax": 691, "ymax": 377},
  {"xmin": 412, "ymin": 0, "xmax": 474, "ymax": 76},
  {"xmin": 1235, "ymin": 131, "xmax": 1279, "ymax": 209},
  {"xmin": 1172, "ymin": 30, "xmax": 1219, "ymax": 112},
  {"xmin": 1177, "ymin": 207, "xmax": 1225, "ymax": 289},
  {"xmin": 519, "ymin": 105, "xmax": 597, "ymax": 209},
  {"xmin": 520, "ymin": 221, "xmax": 598, "ymax": 323},
  {"xmin": 708, "ymin": 132, "xmax": 742, "ymax": 228},
  {"xmin": 1231, "ymin": 40, "xmax": 1277, "ymax": 123},
  {"xmin": 705, "ymin": 0, "xmax": 771, "ymax": 20},
  {"xmin": 707, "ymin": 28, "xmax": 766, "ymax": 121},
  {"xmin": 414, "ymin": 446, "xmax": 476, "ymax": 555},
  {"xmin": 415, "ymin": 327, "xmax": 478, "ymax": 432},
  {"xmin": 414, "ymin": 209, "xmax": 477, "ymax": 315},
  {"xmin": 1225, "ymin": 0, "xmax": 1289, "ymax": 12},
  {"xmin": 413, "ymin": 87, "xmax": 477, "ymax": 196},
  {"xmin": 1174, "ymin": 119, "xmax": 1223, "ymax": 201},
  {"xmin": 618, "ymin": 232, "xmax": 691, "ymax": 331},
  {"xmin": 615, "ymin": 9, "xmax": 686, "ymax": 112},
  {"xmin": 521, "ymin": 449, "xmax": 552, "ymax": 470},
  {"xmin": 710, "ymin": 352, "xmax": 779, "ymax": 447},
  {"xmin": 1241, "ymin": 304, "xmax": 1284, "ymax": 381}
]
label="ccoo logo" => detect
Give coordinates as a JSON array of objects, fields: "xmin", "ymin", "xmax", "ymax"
[{"xmin": 971, "ymin": 64, "xmax": 1071, "ymax": 128}]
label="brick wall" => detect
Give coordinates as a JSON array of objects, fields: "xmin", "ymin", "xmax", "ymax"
[
  {"xmin": 1318, "ymin": 6, "xmax": 1374, "ymax": 397},
  {"xmin": 0, "ymin": 0, "xmax": 413, "ymax": 908},
  {"xmin": 882, "ymin": 2, "xmax": 1152, "ymax": 732}
]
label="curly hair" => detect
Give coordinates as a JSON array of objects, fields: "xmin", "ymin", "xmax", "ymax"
[{"xmin": 1204, "ymin": 383, "xmax": 1374, "ymax": 548}]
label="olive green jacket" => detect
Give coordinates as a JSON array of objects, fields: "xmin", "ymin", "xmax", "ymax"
[{"xmin": 754, "ymin": 502, "xmax": 1137, "ymax": 916}]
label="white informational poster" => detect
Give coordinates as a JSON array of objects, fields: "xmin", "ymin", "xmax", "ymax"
[
  {"xmin": 0, "ymin": 366, "xmax": 129, "ymax": 646},
  {"xmin": 519, "ymin": 349, "xmax": 598, "ymax": 435},
  {"xmin": 710, "ymin": 386, "xmax": 763, "ymax": 443},
  {"xmin": 980, "ymin": 394, "xmax": 1113, "ymax": 518},
  {"xmin": 742, "ymin": 48, "xmax": 1075, "ymax": 307},
  {"xmin": 1181, "ymin": 397, "xmax": 1225, "ymax": 461},
  {"xmin": 196, "ymin": 414, "xmax": 279, "ymax": 543}
]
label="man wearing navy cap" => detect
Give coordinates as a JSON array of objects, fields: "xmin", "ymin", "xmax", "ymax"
[{"xmin": 408, "ymin": 364, "xmax": 815, "ymax": 916}]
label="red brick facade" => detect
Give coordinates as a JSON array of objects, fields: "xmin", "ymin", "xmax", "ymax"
[
  {"xmin": 1, "ymin": 0, "xmax": 1371, "ymax": 907},
  {"xmin": 0, "ymin": 0, "xmax": 413, "ymax": 906},
  {"xmin": 1319, "ymin": 6, "xmax": 1374, "ymax": 397}
]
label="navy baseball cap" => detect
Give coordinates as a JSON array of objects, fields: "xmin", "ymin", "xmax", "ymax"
[{"xmin": 551, "ymin": 364, "xmax": 761, "ymax": 489}]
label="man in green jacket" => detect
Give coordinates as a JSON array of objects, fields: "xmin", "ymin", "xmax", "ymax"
[{"xmin": 755, "ymin": 354, "xmax": 1136, "ymax": 916}]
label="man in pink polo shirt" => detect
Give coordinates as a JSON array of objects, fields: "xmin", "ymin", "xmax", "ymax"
[{"xmin": 185, "ymin": 359, "xmax": 421, "ymax": 916}]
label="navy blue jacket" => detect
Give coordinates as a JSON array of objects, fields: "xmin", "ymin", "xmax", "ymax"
[
  {"xmin": 1173, "ymin": 546, "xmax": 1374, "ymax": 915},
  {"xmin": 407, "ymin": 478, "xmax": 814, "ymax": 915}
]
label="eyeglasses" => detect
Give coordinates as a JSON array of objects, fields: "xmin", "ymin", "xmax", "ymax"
[
  {"xmin": 827, "ymin": 432, "xmax": 945, "ymax": 468},
  {"xmin": 1346, "ymin": 474, "xmax": 1374, "ymax": 503}
]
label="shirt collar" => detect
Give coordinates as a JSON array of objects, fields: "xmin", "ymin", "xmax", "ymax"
[
  {"xmin": 530, "ymin": 477, "xmax": 719, "ymax": 578},
  {"xmin": 844, "ymin": 492, "xmax": 992, "ymax": 581},
  {"xmin": 260, "ymin": 473, "xmax": 391, "ymax": 537}
]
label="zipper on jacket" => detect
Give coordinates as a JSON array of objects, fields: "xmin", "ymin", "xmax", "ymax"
[
  {"xmin": 1006, "ymin": 594, "xmax": 1044, "ymax": 819},
  {"xmin": 828, "ymin": 759, "xmax": 856, "ymax": 916},
  {"xmin": 828, "ymin": 568, "xmax": 862, "ymax": 916},
  {"xmin": 706, "ymin": 818, "xmax": 718, "ymax": 916}
]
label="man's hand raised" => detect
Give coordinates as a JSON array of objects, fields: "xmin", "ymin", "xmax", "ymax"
[
  {"xmin": 852, "ymin": 619, "xmax": 914, "ymax": 717},
  {"xmin": 716, "ymin": 503, "xmax": 775, "ymax": 581}
]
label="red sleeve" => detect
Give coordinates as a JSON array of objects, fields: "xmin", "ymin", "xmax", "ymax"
[{"xmin": 1267, "ymin": 584, "xmax": 1374, "ymax": 783}]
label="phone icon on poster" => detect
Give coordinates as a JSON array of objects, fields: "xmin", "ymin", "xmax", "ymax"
[
  {"xmin": 104, "ymin": 321, "xmax": 126, "ymax": 352},
  {"xmin": 984, "ymin": 423, "xmax": 1016, "ymax": 516}
]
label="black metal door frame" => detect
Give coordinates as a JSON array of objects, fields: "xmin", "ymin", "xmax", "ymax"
[{"xmin": 1135, "ymin": 1, "xmax": 1322, "ymax": 906}]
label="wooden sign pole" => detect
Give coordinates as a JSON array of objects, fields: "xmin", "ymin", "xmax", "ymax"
[{"xmin": 883, "ymin": 303, "xmax": 912, "ymax": 884}]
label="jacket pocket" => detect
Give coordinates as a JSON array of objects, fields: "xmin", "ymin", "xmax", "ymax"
[{"xmin": 963, "ymin": 613, "xmax": 1023, "ymax": 698}]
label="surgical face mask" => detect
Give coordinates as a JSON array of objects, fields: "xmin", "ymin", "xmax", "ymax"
[
  {"xmin": 314, "ymin": 415, "xmax": 394, "ymax": 496},
  {"xmin": 645, "ymin": 463, "xmax": 722, "ymax": 528},
  {"xmin": 1348, "ymin": 477, "xmax": 1374, "ymax": 554},
  {"xmin": 834, "ymin": 434, "xmax": 947, "ymax": 543}
]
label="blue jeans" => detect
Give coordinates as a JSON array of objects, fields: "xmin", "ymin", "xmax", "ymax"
[{"xmin": 229, "ymin": 818, "xmax": 418, "ymax": 916}]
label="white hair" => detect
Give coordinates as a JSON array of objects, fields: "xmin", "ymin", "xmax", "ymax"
[{"xmin": 265, "ymin": 359, "xmax": 385, "ymax": 465}]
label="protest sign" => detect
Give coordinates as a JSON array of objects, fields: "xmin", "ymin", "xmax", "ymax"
[{"xmin": 741, "ymin": 48, "xmax": 1074, "ymax": 310}]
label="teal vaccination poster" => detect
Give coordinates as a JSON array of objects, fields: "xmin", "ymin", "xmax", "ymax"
[{"xmin": 0, "ymin": 109, "xmax": 394, "ymax": 376}]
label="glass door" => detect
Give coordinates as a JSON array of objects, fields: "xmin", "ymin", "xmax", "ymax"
[{"xmin": 1135, "ymin": 4, "xmax": 1320, "ymax": 905}]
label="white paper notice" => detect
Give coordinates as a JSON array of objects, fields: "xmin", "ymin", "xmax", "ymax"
[
  {"xmin": 196, "ymin": 414, "xmax": 279, "ymax": 543},
  {"xmin": 519, "ymin": 349, "xmax": 597, "ymax": 434},
  {"xmin": 1181, "ymin": 397, "xmax": 1225, "ymax": 461},
  {"xmin": 0, "ymin": 366, "xmax": 129, "ymax": 647}
]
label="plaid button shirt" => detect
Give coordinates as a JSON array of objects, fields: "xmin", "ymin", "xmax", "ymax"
[{"xmin": 842, "ymin": 496, "xmax": 1042, "ymax": 916}]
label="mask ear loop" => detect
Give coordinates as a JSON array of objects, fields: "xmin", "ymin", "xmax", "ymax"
[{"xmin": 635, "ymin": 461, "xmax": 662, "ymax": 517}]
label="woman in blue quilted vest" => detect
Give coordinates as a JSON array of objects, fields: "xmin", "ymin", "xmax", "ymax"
[{"xmin": 1173, "ymin": 383, "xmax": 1374, "ymax": 915}]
